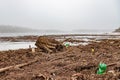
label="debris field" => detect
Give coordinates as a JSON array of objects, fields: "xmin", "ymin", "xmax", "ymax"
[{"xmin": 0, "ymin": 36, "xmax": 120, "ymax": 80}]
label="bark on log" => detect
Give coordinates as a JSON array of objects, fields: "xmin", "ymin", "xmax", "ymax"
[{"xmin": 35, "ymin": 36, "xmax": 64, "ymax": 53}]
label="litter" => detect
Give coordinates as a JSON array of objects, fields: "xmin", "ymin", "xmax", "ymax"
[{"xmin": 97, "ymin": 63, "xmax": 107, "ymax": 74}]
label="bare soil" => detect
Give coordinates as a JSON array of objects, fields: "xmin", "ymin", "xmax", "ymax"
[{"xmin": 0, "ymin": 37, "xmax": 120, "ymax": 80}]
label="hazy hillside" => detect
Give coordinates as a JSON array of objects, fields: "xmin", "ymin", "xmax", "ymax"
[
  {"xmin": 0, "ymin": 25, "xmax": 38, "ymax": 33},
  {"xmin": 0, "ymin": 25, "xmax": 63, "ymax": 33},
  {"xmin": 114, "ymin": 27, "xmax": 120, "ymax": 32}
]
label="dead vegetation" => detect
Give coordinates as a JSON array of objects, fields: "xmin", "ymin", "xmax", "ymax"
[{"xmin": 0, "ymin": 36, "xmax": 120, "ymax": 80}]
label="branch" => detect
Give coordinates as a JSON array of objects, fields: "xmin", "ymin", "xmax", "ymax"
[{"xmin": 0, "ymin": 59, "xmax": 38, "ymax": 73}]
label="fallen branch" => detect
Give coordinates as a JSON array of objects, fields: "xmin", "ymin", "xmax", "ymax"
[
  {"xmin": 0, "ymin": 59, "xmax": 38, "ymax": 73},
  {"xmin": 0, "ymin": 66, "xmax": 13, "ymax": 73},
  {"xmin": 107, "ymin": 63, "xmax": 118, "ymax": 67}
]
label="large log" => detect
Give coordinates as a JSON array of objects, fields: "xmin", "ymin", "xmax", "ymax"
[{"xmin": 35, "ymin": 36, "xmax": 64, "ymax": 53}]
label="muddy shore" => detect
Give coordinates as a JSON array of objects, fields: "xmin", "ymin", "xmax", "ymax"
[
  {"xmin": 0, "ymin": 35, "xmax": 120, "ymax": 80},
  {"xmin": 0, "ymin": 36, "xmax": 38, "ymax": 42},
  {"xmin": 0, "ymin": 33, "xmax": 120, "ymax": 42}
]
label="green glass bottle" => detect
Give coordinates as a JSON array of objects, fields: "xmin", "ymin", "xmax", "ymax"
[{"xmin": 97, "ymin": 63, "xmax": 107, "ymax": 74}]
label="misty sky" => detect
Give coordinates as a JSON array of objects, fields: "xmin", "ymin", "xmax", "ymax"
[{"xmin": 0, "ymin": 0, "xmax": 120, "ymax": 30}]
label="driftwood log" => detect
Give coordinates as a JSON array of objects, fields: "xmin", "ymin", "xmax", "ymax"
[
  {"xmin": 35, "ymin": 36, "xmax": 64, "ymax": 53},
  {"xmin": 0, "ymin": 59, "xmax": 38, "ymax": 73}
]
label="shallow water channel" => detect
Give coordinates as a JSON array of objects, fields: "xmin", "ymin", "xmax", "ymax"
[{"xmin": 0, "ymin": 42, "xmax": 36, "ymax": 51}]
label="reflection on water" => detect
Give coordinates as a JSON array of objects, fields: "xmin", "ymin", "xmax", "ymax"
[{"xmin": 0, "ymin": 42, "xmax": 36, "ymax": 51}]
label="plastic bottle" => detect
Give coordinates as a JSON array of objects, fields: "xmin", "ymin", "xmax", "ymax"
[
  {"xmin": 65, "ymin": 43, "xmax": 69, "ymax": 47},
  {"xmin": 97, "ymin": 63, "xmax": 107, "ymax": 74},
  {"xmin": 91, "ymin": 48, "xmax": 94, "ymax": 53}
]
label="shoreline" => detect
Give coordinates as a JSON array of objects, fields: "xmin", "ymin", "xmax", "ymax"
[
  {"xmin": 0, "ymin": 35, "xmax": 120, "ymax": 79},
  {"xmin": 0, "ymin": 33, "xmax": 120, "ymax": 42},
  {"xmin": 0, "ymin": 34, "xmax": 119, "ymax": 51}
]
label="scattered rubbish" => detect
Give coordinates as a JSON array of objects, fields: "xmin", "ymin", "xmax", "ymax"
[
  {"xmin": 32, "ymin": 47, "xmax": 35, "ymax": 53},
  {"xmin": 0, "ymin": 37, "xmax": 120, "ymax": 79},
  {"xmin": 91, "ymin": 48, "xmax": 95, "ymax": 55},
  {"xmin": 65, "ymin": 43, "xmax": 70, "ymax": 47},
  {"xmin": 91, "ymin": 48, "xmax": 94, "ymax": 53},
  {"xmin": 97, "ymin": 63, "xmax": 107, "ymax": 74}
]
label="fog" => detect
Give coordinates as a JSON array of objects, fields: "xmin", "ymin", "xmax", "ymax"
[{"xmin": 0, "ymin": 0, "xmax": 120, "ymax": 30}]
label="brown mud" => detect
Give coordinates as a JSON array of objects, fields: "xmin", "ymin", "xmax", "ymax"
[
  {"xmin": 0, "ymin": 36, "xmax": 120, "ymax": 80},
  {"xmin": 0, "ymin": 36, "xmax": 38, "ymax": 42}
]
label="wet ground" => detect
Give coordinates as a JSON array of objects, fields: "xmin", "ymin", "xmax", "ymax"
[{"xmin": 0, "ymin": 35, "xmax": 120, "ymax": 80}]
